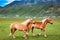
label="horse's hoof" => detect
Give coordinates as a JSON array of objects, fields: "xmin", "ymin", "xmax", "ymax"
[
  {"xmin": 44, "ymin": 35, "xmax": 47, "ymax": 38},
  {"xmin": 32, "ymin": 34, "xmax": 35, "ymax": 36},
  {"xmin": 9, "ymin": 35, "xmax": 11, "ymax": 36},
  {"xmin": 13, "ymin": 37, "xmax": 16, "ymax": 38},
  {"xmin": 38, "ymin": 33, "xmax": 41, "ymax": 36},
  {"xmin": 23, "ymin": 35, "xmax": 26, "ymax": 38},
  {"xmin": 24, "ymin": 37, "xmax": 27, "ymax": 39},
  {"xmin": 13, "ymin": 36, "xmax": 16, "ymax": 38},
  {"xmin": 23, "ymin": 36, "xmax": 27, "ymax": 39},
  {"xmin": 45, "ymin": 36, "xmax": 47, "ymax": 38},
  {"xmin": 9, "ymin": 34, "xmax": 11, "ymax": 36}
]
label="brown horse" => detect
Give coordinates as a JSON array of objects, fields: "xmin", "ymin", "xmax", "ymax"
[
  {"xmin": 28, "ymin": 18, "xmax": 53, "ymax": 37},
  {"xmin": 9, "ymin": 18, "xmax": 34, "ymax": 39}
]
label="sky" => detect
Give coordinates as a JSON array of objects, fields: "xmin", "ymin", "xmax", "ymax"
[
  {"xmin": 0, "ymin": 0, "xmax": 59, "ymax": 7},
  {"xmin": 0, "ymin": 0, "xmax": 14, "ymax": 7}
]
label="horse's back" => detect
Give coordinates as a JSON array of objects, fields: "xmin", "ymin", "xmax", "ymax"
[
  {"xmin": 35, "ymin": 22, "xmax": 42, "ymax": 26},
  {"xmin": 28, "ymin": 22, "xmax": 42, "ymax": 28},
  {"xmin": 10, "ymin": 22, "xmax": 28, "ymax": 31}
]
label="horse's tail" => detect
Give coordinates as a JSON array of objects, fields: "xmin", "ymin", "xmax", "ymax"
[
  {"xmin": 9, "ymin": 23, "xmax": 14, "ymax": 36},
  {"xmin": 10, "ymin": 23, "xmax": 14, "ymax": 29},
  {"xmin": 10, "ymin": 23, "xmax": 15, "ymax": 33}
]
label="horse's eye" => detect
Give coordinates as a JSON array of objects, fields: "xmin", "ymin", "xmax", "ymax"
[{"xmin": 33, "ymin": 22, "xmax": 35, "ymax": 24}]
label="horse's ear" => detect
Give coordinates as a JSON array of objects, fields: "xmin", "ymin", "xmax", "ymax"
[
  {"xmin": 48, "ymin": 16, "xmax": 51, "ymax": 18},
  {"xmin": 42, "ymin": 17, "xmax": 46, "ymax": 19},
  {"xmin": 29, "ymin": 17, "xmax": 32, "ymax": 19},
  {"xmin": 46, "ymin": 16, "xmax": 51, "ymax": 19},
  {"xmin": 47, "ymin": 17, "xmax": 50, "ymax": 19}
]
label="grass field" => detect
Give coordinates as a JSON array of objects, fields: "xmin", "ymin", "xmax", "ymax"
[{"xmin": 0, "ymin": 18, "xmax": 60, "ymax": 40}]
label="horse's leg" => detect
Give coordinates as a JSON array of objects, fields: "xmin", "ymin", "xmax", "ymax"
[
  {"xmin": 23, "ymin": 31, "xmax": 28, "ymax": 39},
  {"xmin": 9, "ymin": 28, "xmax": 16, "ymax": 38},
  {"xmin": 9, "ymin": 28, "xmax": 13, "ymax": 36},
  {"xmin": 41, "ymin": 29, "xmax": 47, "ymax": 37},
  {"xmin": 38, "ymin": 26, "xmax": 43, "ymax": 36},
  {"xmin": 38, "ymin": 29, "xmax": 42, "ymax": 36},
  {"xmin": 32, "ymin": 27, "xmax": 35, "ymax": 36},
  {"xmin": 12, "ymin": 29, "xmax": 16, "ymax": 38}
]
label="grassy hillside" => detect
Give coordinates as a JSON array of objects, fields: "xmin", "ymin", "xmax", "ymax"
[{"xmin": 0, "ymin": 4, "xmax": 60, "ymax": 18}]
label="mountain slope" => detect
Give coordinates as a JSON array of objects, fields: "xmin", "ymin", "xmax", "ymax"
[{"xmin": 0, "ymin": 0, "xmax": 60, "ymax": 18}]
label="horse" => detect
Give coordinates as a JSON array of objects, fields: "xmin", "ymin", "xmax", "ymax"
[
  {"xmin": 28, "ymin": 18, "xmax": 53, "ymax": 37},
  {"xmin": 9, "ymin": 18, "xmax": 34, "ymax": 39}
]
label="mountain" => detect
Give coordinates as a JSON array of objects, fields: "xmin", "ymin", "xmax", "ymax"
[
  {"xmin": 5, "ymin": 0, "xmax": 54, "ymax": 7},
  {"xmin": 0, "ymin": 6, "xmax": 2, "ymax": 8},
  {"xmin": 0, "ymin": 0, "xmax": 60, "ymax": 7},
  {"xmin": 0, "ymin": 0, "xmax": 60, "ymax": 18},
  {"xmin": 5, "ymin": 1, "xmax": 25, "ymax": 7}
]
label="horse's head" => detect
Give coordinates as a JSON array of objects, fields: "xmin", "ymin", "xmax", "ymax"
[
  {"xmin": 45, "ymin": 18, "xmax": 53, "ymax": 24},
  {"xmin": 27, "ymin": 18, "xmax": 35, "ymax": 24},
  {"xmin": 27, "ymin": 18, "xmax": 36, "ymax": 26}
]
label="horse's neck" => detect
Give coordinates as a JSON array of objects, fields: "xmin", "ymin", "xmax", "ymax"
[
  {"xmin": 42, "ymin": 19, "xmax": 47, "ymax": 25},
  {"xmin": 42, "ymin": 19, "xmax": 46, "ymax": 23},
  {"xmin": 21, "ymin": 19, "xmax": 30, "ymax": 26}
]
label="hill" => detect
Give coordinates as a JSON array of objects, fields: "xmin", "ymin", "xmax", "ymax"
[{"xmin": 0, "ymin": 1, "xmax": 60, "ymax": 18}]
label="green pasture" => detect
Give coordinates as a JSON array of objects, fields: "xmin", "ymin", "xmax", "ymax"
[{"xmin": 0, "ymin": 18, "xmax": 60, "ymax": 40}]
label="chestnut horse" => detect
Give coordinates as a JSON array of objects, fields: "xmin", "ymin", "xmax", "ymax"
[
  {"xmin": 28, "ymin": 18, "xmax": 53, "ymax": 37},
  {"xmin": 9, "ymin": 18, "xmax": 34, "ymax": 39}
]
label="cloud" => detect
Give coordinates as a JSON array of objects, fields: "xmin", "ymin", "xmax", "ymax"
[
  {"xmin": 15, "ymin": 0, "xmax": 22, "ymax": 1},
  {"xmin": 4, "ymin": 0, "xmax": 15, "ymax": 6},
  {"xmin": 7, "ymin": 0, "xmax": 14, "ymax": 4},
  {"xmin": 0, "ymin": 0, "xmax": 15, "ymax": 7}
]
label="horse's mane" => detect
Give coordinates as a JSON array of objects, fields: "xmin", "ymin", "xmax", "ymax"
[
  {"xmin": 27, "ymin": 21, "xmax": 36, "ymax": 27},
  {"xmin": 27, "ymin": 22, "xmax": 31, "ymax": 27}
]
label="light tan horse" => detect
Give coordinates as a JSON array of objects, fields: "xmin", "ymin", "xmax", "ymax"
[
  {"xmin": 9, "ymin": 18, "xmax": 34, "ymax": 39},
  {"xmin": 28, "ymin": 18, "xmax": 53, "ymax": 37}
]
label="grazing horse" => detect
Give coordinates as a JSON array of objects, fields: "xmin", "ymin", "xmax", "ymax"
[
  {"xmin": 28, "ymin": 18, "xmax": 53, "ymax": 37},
  {"xmin": 9, "ymin": 18, "xmax": 34, "ymax": 39}
]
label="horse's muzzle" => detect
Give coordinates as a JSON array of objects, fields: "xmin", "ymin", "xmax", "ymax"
[
  {"xmin": 32, "ymin": 21, "xmax": 36, "ymax": 24},
  {"xmin": 32, "ymin": 22, "xmax": 35, "ymax": 24},
  {"xmin": 50, "ymin": 23, "xmax": 53, "ymax": 24}
]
